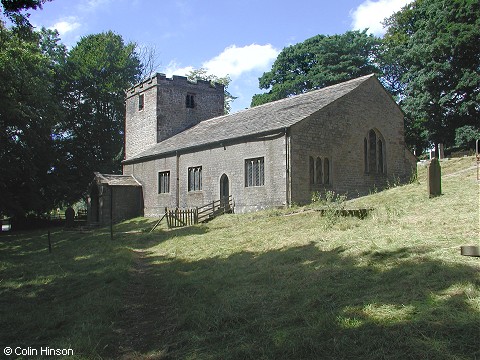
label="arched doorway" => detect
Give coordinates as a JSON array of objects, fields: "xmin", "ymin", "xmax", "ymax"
[{"xmin": 220, "ymin": 174, "xmax": 229, "ymax": 208}]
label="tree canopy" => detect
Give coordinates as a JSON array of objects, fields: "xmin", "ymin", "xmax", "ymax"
[
  {"xmin": 1, "ymin": 0, "xmax": 51, "ymax": 28},
  {"xmin": 251, "ymin": 30, "xmax": 382, "ymax": 107},
  {"xmin": 381, "ymin": 0, "xmax": 480, "ymax": 152},
  {"xmin": 0, "ymin": 24, "xmax": 65, "ymax": 216},
  {"xmin": 0, "ymin": 24, "xmax": 142, "ymax": 217},
  {"xmin": 56, "ymin": 31, "xmax": 142, "ymax": 204}
]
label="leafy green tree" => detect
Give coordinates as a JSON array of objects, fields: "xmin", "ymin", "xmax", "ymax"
[
  {"xmin": 455, "ymin": 125, "xmax": 480, "ymax": 149},
  {"xmin": 0, "ymin": 24, "xmax": 64, "ymax": 216},
  {"xmin": 251, "ymin": 30, "xmax": 381, "ymax": 107},
  {"xmin": 57, "ymin": 31, "xmax": 142, "ymax": 203},
  {"xmin": 186, "ymin": 68, "xmax": 237, "ymax": 114},
  {"xmin": 1, "ymin": 0, "xmax": 51, "ymax": 28},
  {"xmin": 383, "ymin": 0, "xmax": 480, "ymax": 152}
]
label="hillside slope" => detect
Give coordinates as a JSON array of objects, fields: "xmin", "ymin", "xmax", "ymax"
[
  {"xmin": 122, "ymin": 156, "xmax": 479, "ymax": 359},
  {"xmin": 1, "ymin": 157, "xmax": 478, "ymax": 359}
]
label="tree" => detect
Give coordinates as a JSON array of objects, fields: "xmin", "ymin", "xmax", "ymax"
[
  {"xmin": 1, "ymin": 0, "xmax": 51, "ymax": 28},
  {"xmin": 251, "ymin": 30, "xmax": 382, "ymax": 107},
  {"xmin": 0, "ymin": 24, "xmax": 64, "ymax": 216},
  {"xmin": 57, "ymin": 31, "xmax": 142, "ymax": 203},
  {"xmin": 186, "ymin": 68, "xmax": 236, "ymax": 114},
  {"xmin": 455, "ymin": 125, "xmax": 480, "ymax": 150},
  {"xmin": 383, "ymin": 0, "xmax": 480, "ymax": 153}
]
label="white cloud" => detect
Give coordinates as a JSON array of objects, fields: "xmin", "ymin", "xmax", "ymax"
[
  {"xmin": 163, "ymin": 61, "xmax": 194, "ymax": 77},
  {"xmin": 161, "ymin": 44, "xmax": 280, "ymax": 113},
  {"xmin": 49, "ymin": 17, "xmax": 81, "ymax": 35},
  {"xmin": 84, "ymin": 0, "xmax": 112, "ymax": 11},
  {"xmin": 351, "ymin": 0, "xmax": 413, "ymax": 36},
  {"xmin": 162, "ymin": 44, "xmax": 279, "ymax": 80},
  {"xmin": 203, "ymin": 44, "xmax": 279, "ymax": 79}
]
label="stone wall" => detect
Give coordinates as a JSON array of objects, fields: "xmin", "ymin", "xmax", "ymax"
[
  {"xmin": 123, "ymin": 133, "xmax": 287, "ymax": 215},
  {"xmin": 123, "ymin": 155, "xmax": 178, "ymax": 217},
  {"xmin": 290, "ymin": 77, "xmax": 415, "ymax": 204},
  {"xmin": 123, "ymin": 75, "xmax": 416, "ymax": 215},
  {"xmin": 87, "ymin": 184, "xmax": 143, "ymax": 225},
  {"xmin": 125, "ymin": 74, "xmax": 224, "ymax": 160},
  {"xmin": 125, "ymin": 77, "xmax": 158, "ymax": 159},
  {"xmin": 156, "ymin": 75, "xmax": 224, "ymax": 143},
  {"xmin": 111, "ymin": 186, "xmax": 144, "ymax": 222}
]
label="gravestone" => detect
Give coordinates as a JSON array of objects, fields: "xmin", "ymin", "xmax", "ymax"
[
  {"xmin": 65, "ymin": 207, "xmax": 75, "ymax": 228},
  {"xmin": 427, "ymin": 158, "xmax": 441, "ymax": 197}
]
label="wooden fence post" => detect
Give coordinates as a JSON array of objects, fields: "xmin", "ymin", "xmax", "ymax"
[{"xmin": 110, "ymin": 186, "xmax": 114, "ymax": 240}]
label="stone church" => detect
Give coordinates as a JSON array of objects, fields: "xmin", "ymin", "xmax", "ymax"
[{"xmin": 88, "ymin": 73, "xmax": 416, "ymax": 224}]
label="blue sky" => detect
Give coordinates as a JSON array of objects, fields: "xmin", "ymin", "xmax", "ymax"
[{"xmin": 15, "ymin": 0, "xmax": 411, "ymax": 112}]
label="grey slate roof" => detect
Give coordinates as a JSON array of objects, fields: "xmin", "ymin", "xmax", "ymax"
[
  {"xmin": 94, "ymin": 172, "xmax": 142, "ymax": 186},
  {"xmin": 125, "ymin": 74, "xmax": 375, "ymax": 163}
]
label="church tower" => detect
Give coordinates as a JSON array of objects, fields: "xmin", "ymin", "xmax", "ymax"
[{"xmin": 124, "ymin": 73, "xmax": 225, "ymax": 160}]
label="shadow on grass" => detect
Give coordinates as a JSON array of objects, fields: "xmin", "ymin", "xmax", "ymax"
[
  {"xmin": 2, "ymin": 226, "xmax": 479, "ymax": 360},
  {"xmin": 0, "ymin": 223, "xmax": 215, "ymax": 358},
  {"xmin": 0, "ymin": 228, "xmax": 140, "ymax": 356},
  {"xmin": 122, "ymin": 243, "xmax": 480, "ymax": 360}
]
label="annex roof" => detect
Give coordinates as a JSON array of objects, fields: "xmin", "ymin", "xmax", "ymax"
[
  {"xmin": 124, "ymin": 74, "xmax": 375, "ymax": 163},
  {"xmin": 94, "ymin": 172, "xmax": 142, "ymax": 186}
]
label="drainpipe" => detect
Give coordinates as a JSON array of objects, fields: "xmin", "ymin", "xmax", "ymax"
[
  {"xmin": 285, "ymin": 127, "xmax": 291, "ymax": 207},
  {"xmin": 176, "ymin": 151, "xmax": 180, "ymax": 208}
]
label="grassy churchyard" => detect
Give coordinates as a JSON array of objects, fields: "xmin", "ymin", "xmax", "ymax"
[{"xmin": 0, "ymin": 156, "xmax": 479, "ymax": 359}]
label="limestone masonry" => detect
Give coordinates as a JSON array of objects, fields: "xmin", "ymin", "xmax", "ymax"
[{"xmin": 88, "ymin": 73, "xmax": 416, "ymax": 224}]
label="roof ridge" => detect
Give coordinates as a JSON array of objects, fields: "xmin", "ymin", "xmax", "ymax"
[
  {"xmin": 201, "ymin": 73, "xmax": 375, "ymax": 123},
  {"xmin": 241, "ymin": 73, "xmax": 375, "ymax": 110},
  {"xmin": 124, "ymin": 74, "xmax": 377, "ymax": 163}
]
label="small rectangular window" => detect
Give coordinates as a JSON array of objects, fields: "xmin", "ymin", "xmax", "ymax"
[
  {"xmin": 188, "ymin": 166, "xmax": 202, "ymax": 191},
  {"xmin": 245, "ymin": 157, "xmax": 264, "ymax": 187},
  {"xmin": 158, "ymin": 171, "xmax": 170, "ymax": 193},
  {"xmin": 186, "ymin": 93, "xmax": 195, "ymax": 108},
  {"xmin": 138, "ymin": 93, "xmax": 144, "ymax": 111}
]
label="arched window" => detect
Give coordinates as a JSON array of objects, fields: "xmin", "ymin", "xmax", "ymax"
[
  {"xmin": 324, "ymin": 158, "xmax": 330, "ymax": 184},
  {"xmin": 365, "ymin": 129, "xmax": 386, "ymax": 174},
  {"xmin": 368, "ymin": 130, "xmax": 377, "ymax": 173},
  {"xmin": 309, "ymin": 156, "xmax": 315, "ymax": 184},
  {"xmin": 316, "ymin": 157, "xmax": 323, "ymax": 184},
  {"xmin": 378, "ymin": 139, "xmax": 384, "ymax": 173}
]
